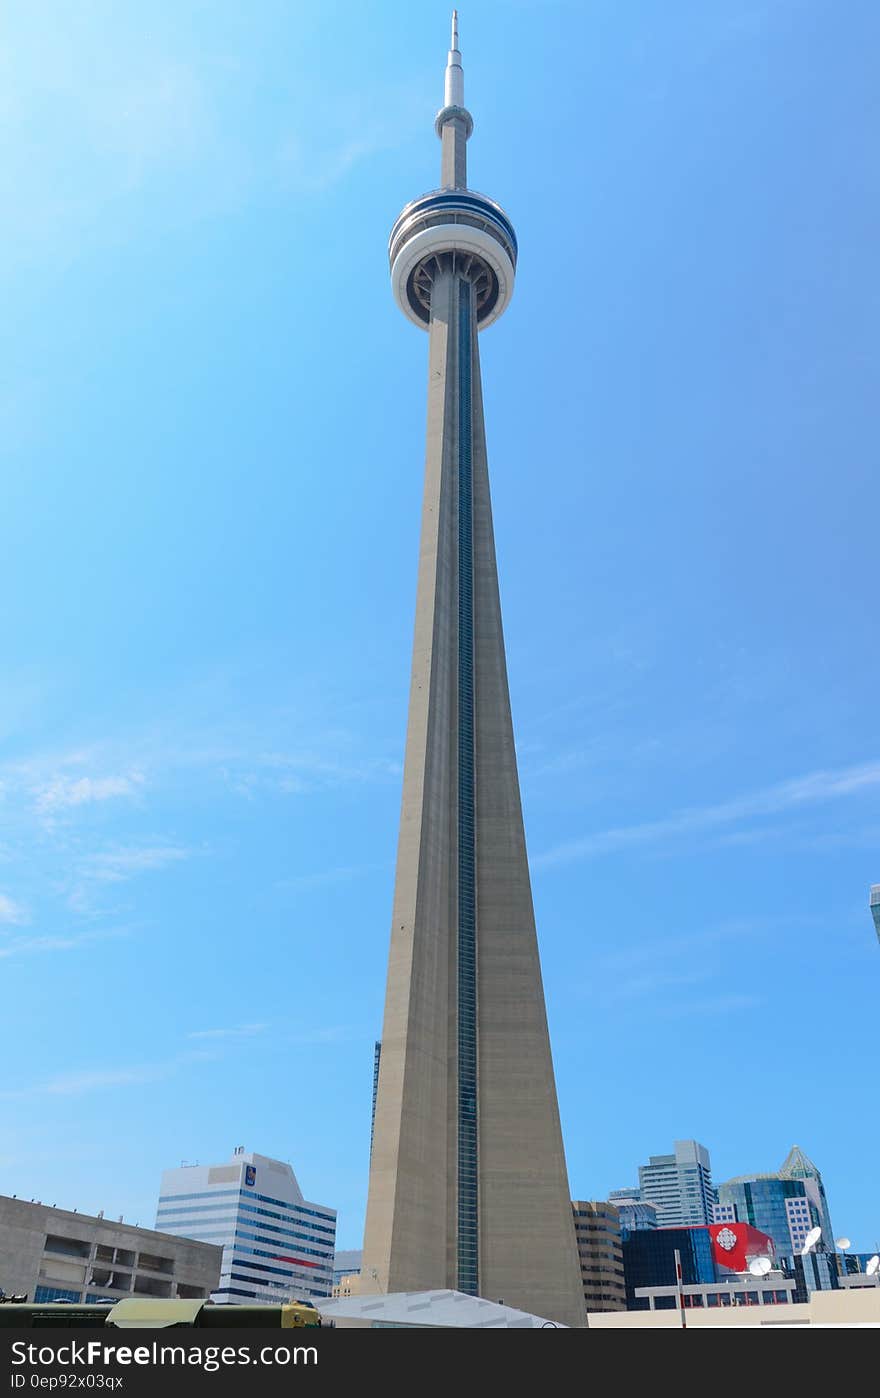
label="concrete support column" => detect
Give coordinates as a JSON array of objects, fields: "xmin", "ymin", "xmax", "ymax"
[{"xmin": 441, "ymin": 117, "xmax": 468, "ymax": 189}]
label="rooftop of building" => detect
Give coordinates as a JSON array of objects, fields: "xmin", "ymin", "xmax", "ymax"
[
  {"xmin": 159, "ymin": 1147, "xmax": 336, "ymax": 1214},
  {"xmin": 0, "ymin": 1194, "xmax": 221, "ymax": 1251},
  {"xmin": 719, "ymin": 1144, "xmax": 823, "ymax": 1189},
  {"xmin": 316, "ymin": 1289, "xmax": 568, "ymax": 1329},
  {"xmin": 779, "ymin": 1144, "xmax": 821, "ymax": 1180}
]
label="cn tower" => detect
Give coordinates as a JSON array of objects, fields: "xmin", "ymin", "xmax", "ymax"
[{"xmin": 361, "ymin": 15, "xmax": 584, "ymax": 1328}]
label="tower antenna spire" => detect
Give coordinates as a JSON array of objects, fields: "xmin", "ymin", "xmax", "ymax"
[
  {"xmin": 436, "ymin": 11, "xmax": 472, "ymax": 187},
  {"xmin": 445, "ymin": 9, "xmax": 464, "ymax": 109}
]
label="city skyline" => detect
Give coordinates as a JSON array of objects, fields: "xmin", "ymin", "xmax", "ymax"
[{"xmin": 1, "ymin": 2, "xmax": 878, "ymax": 1255}]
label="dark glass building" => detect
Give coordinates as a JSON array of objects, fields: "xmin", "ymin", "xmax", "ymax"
[
  {"xmin": 622, "ymin": 1227, "xmax": 715, "ymax": 1311},
  {"xmin": 778, "ymin": 1251, "xmax": 839, "ymax": 1303}
]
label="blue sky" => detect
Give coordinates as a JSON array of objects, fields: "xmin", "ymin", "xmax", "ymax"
[{"xmin": 1, "ymin": 0, "xmax": 878, "ymax": 1256}]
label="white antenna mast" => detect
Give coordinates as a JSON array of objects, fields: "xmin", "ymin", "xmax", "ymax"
[{"xmin": 444, "ymin": 10, "xmax": 464, "ymax": 108}]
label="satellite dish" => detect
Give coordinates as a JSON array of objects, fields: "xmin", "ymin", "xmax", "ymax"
[
  {"xmin": 835, "ymin": 1237, "xmax": 851, "ymax": 1251},
  {"xmin": 866, "ymin": 1256, "xmax": 879, "ymax": 1277},
  {"xmin": 748, "ymin": 1256, "xmax": 772, "ymax": 1278},
  {"xmin": 801, "ymin": 1226, "xmax": 822, "ymax": 1256}
]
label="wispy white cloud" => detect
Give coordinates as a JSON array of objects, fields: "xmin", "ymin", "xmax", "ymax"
[
  {"xmin": 602, "ymin": 969, "xmax": 715, "ymax": 1002},
  {"xmin": 0, "ymin": 1049, "xmax": 216, "ymax": 1101},
  {"xmin": 277, "ymin": 862, "xmax": 387, "ymax": 891},
  {"xmin": 44, "ymin": 1065, "xmax": 174, "ymax": 1096},
  {"xmin": 279, "ymin": 133, "xmax": 385, "ymax": 193},
  {"xmin": 534, "ymin": 759, "xmax": 880, "ymax": 868},
  {"xmin": 657, "ymin": 993, "xmax": 763, "ymax": 1018},
  {"xmin": 222, "ymin": 748, "xmax": 400, "ymax": 800},
  {"xmin": 79, "ymin": 844, "xmax": 189, "ymax": 884},
  {"xmin": 0, "ymin": 928, "xmax": 128, "ymax": 961},
  {"xmin": 718, "ymin": 823, "xmax": 880, "ymax": 854},
  {"xmin": 598, "ymin": 916, "xmax": 808, "ymax": 975},
  {"xmin": 276, "ymin": 80, "xmax": 427, "ymax": 194},
  {"xmin": 300, "ymin": 1026, "xmax": 350, "ymax": 1044},
  {"xmin": 34, "ymin": 771, "xmax": 144, "ymax": 816},
  {"xmin": 0, "ymin": 893, "xmax": 28, "ymax": 925},
  {"xmin": 283, "ymin": 1026, "xmax": 352, "ymax": 1047},
  {"xmin": 187, "ymin": 1023, "xmax": 268, "ymax": 1041},
  {"xmin": 96, "ymin": 60, "xmax": 211, "ymax": 188},
  {"xmin": 256, "ymin": 749, "xmax": 400, "ymax": 790}
]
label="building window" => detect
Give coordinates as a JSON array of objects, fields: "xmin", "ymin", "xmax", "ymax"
[
  {"xmin": 34, "ymin": 1286, "xmax": 81, "ymax": 1303},
  {"xmin": 43, "ymin": 1235, "xmax": 90, "ymax": 1260}
]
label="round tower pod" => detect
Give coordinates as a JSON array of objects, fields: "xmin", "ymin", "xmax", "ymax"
[
  {"xmin": 801, "ymin": 1226, "xmax": 822, "ymax": 1256},
  {"xmin": 387, "ymin": 11, "xmax": 516, "ymax": 331},
  {"xmin": 835, "ymin": 1236, "xmax": 851, "ymax": 1251},
  {"xmin": 389, "ymin": 190, "xmax": 517, "ymax": 331}
]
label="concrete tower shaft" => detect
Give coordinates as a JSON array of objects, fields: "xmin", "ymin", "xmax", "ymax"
[{"xmin": 361, "ymin": 17, "xmax": 584, "ymax": 1329}]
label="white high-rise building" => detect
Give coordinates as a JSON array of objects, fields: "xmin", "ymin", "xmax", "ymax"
[
  {"xmin": 155, "ymin": 1148, "xmax": 336, "ymax": 1303},
  {"xmin": 637, "ymin": 1140, "xmax": 716, "ymax": 1228}
]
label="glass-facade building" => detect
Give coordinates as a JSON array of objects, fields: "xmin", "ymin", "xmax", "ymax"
[
  {"xmin": 871, "ymin": 885, "xmax": 880, "ymax": 945},
  {"xmin": 156, "ymin": 1149, "xmax": 336, "ymax": 1303},
  {"xmin": 615, "ymin": 1199, "xmax": 658, "ymax": 1237},
  {"xmin": 778, "ymin": 1251, "xmax": 838, "ymax": 1303},
  {"xmin": 839, "ymin": 1252, "xmax": 880, "ymax": 1276},
  {"xmin": 715, "ymin": 1176, "xmax": 818, "ymax": 1260},
  {"xmin": 622, "ymin": 1227, "xmax": 716, "ymax": 1310},
  {"xmin": 778, "ymin": 1144, "xmax": 835, "ymax": 1250}
]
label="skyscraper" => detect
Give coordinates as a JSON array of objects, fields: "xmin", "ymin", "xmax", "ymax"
[
  {"xmin": 156, "ymin": 1149, "xmax": 336, "ymax": 1303},
  {"xmin": 870, "ymin": 885, "xmax": 880, "ymax": 945},
  {"xmin": 360, "ymin": 16, "xmax": 583, "ymax": 1328},
  {"xmin": 637, "ymin": 1140, "xmax": 716, "ymax": 1228},
  {"xmin": 778, "ymin": 1144, "xmax": 835, "ymax": 1250},
  {"xmin": 714, "ymin": 1176, "xmax": 819, "ymax": 1260},
  {"xmin": 714, "ymin": 1144, "xmax": 835, "ymax": 1259}
]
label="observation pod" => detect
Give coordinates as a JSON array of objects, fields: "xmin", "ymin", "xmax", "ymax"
[{"xmin": 389, "ymin": 189, "xmax": 517, "ymax": 331}]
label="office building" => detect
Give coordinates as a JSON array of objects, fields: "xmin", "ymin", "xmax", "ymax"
[
  {"xmin": 0, "ymin": 1195, "xmax": 220, "ymax": 1305},
  {"xmin": 630, "ymin": 1272, "xmax": 797, "ymax": 1313},
  {"xmin": 838, "ymin": 1252, "xmax": 880, "ymax": 1278},
  {"xmin": 637, "ymin": 1140, "xmax": 716, "ymax": 1227},
  {"xmin": 714, "ymin": 1176, "xmax": 817, "ymax": 1259},
  {"xmin": 778, "ymin": 1251, "xmax": 839, "ymax": 1302},
  {"xmin": 360, "ymin": 16, "xmax": 583, "ymax": 1327},
  {"xmin": 571, "ymin": 1202, "xmax": 626, "ymax": 1313},
  {"xmin": 588, "ymin": 1286, "xmax": 880, "ymax": 1327},
  {"xmin": 610, "ymin": 1195, "xmax": 658, "ymax": 1236},
  {"xmin": 332, "ymin": 1249, "xmax": 362, "ymax": 1297},
  {"xmin": 622, "ymin": 1221, "xmax": 776, "ymax": 1311},
  {"xmin": 778, "ymin": 1144, "xmax": 835, "ymax": 1249},
  {"xmin": 871, "ymin": 885, "xmax": 880, "ymax": 945},
  {"xmin": 622, "ymin": 1227, "xmax": 716, "ymax": 1309},
  {"xmin": 333, "ymin": 1249, "xmax": 363, "ymax": 1287},
  {"xmin": 715, "ymin": 1144, "xmax": 834, "ymax": 1259},
  {"xmin": 156, "ymin": 1148, "xmax": 336, "ymax": 1303}
]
